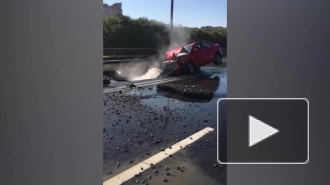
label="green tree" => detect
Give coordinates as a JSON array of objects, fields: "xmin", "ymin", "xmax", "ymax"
[{"xmin": 103, "ymin": 15, "xmax": 227, "ymax": 49}]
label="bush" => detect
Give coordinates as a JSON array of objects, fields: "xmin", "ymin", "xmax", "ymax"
[{"xmin": 103, "ymin": 15, "xmax": 227, "ymax": 49}]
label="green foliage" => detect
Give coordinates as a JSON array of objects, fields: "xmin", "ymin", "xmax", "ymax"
[
  {"xmin": 190, "ymin": 27, "xmax": 227, "ymax": 47},
  {"xmin": 103, "ymin": 15, "xmax": 227, "ymax": 48}
]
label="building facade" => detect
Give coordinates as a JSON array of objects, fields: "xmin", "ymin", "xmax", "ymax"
[{"xmin": 103, "ymin": 3, "xmax": 123, "ymax": 17}]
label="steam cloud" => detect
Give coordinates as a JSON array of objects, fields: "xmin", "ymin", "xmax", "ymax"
[{"xmin": 115, "ymin": 26, "xmax": 192, "ymax": 81}]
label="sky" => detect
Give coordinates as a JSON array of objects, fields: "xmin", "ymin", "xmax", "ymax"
[{"xmin": 104, "ymin": 0, "xmax": 227, "ymax": 28}]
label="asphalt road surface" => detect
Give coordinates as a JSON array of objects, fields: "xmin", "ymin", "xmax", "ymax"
[{"xmin": 103, "ymin": 64, "xmax": 227, "ymax": 185}]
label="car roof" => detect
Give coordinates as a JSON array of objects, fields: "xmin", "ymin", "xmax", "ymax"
[{"xmin": 184, "ymin": 40, "xmax": 213, "ymax": 47}]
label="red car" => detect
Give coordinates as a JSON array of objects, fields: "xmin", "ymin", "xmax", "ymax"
[{"xmin": 163, "ymin": 40, "xmax": 223, "ymax": 76}]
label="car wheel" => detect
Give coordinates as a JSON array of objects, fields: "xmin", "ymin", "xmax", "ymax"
[
  {"xmin": 182, "ymin": 61, "xmax": 195, "ymax": 74},
  {"xmin": 214, "ymin": 53, "xmax": 222, "ymax": 65},
  {"xmin": 195, "ymin": 67, "xmax": 202, "ymax": 74}
]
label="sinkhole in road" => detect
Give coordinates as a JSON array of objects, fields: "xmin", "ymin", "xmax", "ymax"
[
  {"xmin": 104, "ymin": 67, "xmax": 162, "ymax": 82},
  {"xmin": 128, "ymin": 67, "xmax": 162, "ymax": 81}
]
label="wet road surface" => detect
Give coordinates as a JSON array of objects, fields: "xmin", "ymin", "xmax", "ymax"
[{"xmin": 103, "ymin": 66, "xmax": 227, "ymax": 185}]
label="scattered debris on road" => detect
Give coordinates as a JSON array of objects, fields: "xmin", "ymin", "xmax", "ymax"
[
  {"xmin": 102, "ymin": 68, "xmax": 227, "ymax": 184},
  {"xmin": 156, "ymin": 83, "xmax": 213, "ymax": 99},
  {"xmin": 127, "ymin": 83, "xmax": 137, "ymax": 88}
]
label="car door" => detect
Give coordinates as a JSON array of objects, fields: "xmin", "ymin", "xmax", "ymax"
[
  {"xmin": 190, "ymin": 42, "xmax": 207, "ymax": 67},
  {"xmin": 200, "ymin": 41, "xmax": 214, "ymax": 65}
]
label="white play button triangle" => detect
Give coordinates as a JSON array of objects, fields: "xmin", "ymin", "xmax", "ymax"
[{"xmin": 249, "ymin": 115, "xmax": 279, "ymax": 147}]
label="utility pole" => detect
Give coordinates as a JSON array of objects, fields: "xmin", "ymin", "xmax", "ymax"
[{"xmin": 170, "ymin": 0, "xmax": 174, "ymax": 31}]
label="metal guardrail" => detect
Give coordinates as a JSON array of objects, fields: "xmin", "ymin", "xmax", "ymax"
[
  {"xmin": 104, "ymin": 48, "xmax": 158, "ymax": 52},
  {"xmin": 103, "ymin": 47, "xmax": 227, "ymax": 56},
  {"xmin": 103, "ymin": 48, "xmax": 158, "ymax": 56}
]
